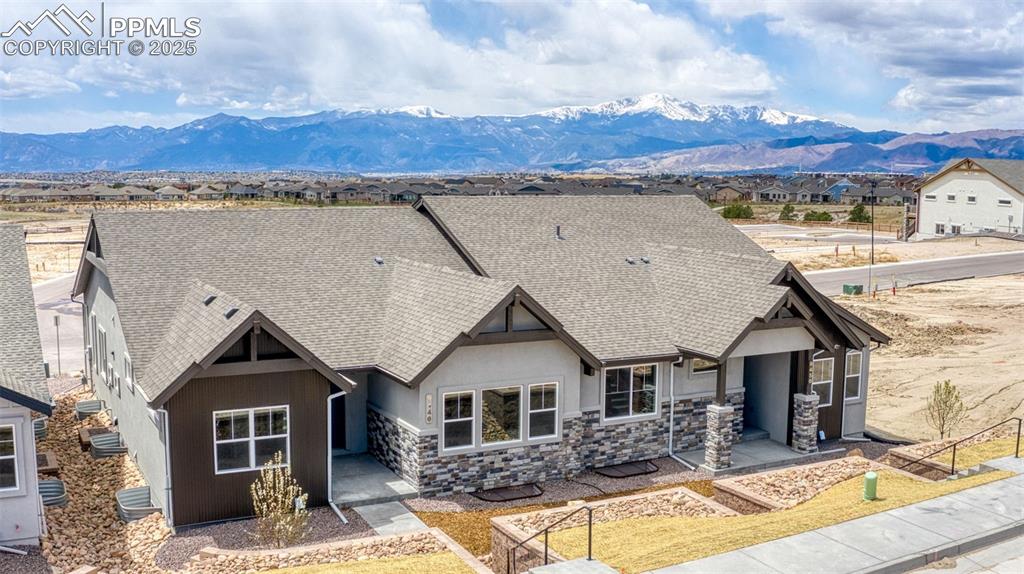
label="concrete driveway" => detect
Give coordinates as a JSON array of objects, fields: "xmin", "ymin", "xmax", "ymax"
[{"xmin": 33, "ymin": 273, "xmax": 83, "ymax": 376}]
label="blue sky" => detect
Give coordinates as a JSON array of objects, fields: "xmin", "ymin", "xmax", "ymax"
[{"xmin": 1, "ymin": 0, "xmax": 1021, "ymax": 134}]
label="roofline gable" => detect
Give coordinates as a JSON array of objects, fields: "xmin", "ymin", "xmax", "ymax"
[{"xmin": 915, "ymin": 158, "xmax": 1023, "ymax": 197}]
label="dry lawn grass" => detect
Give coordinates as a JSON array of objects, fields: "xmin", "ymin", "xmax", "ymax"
[
  {"xmin": 772, "ymin": 237, "xmax": 1024, "ymax": 272},
  {"xmin": 265, "ymin": 551, "xmax": 475, "ymax": 574},
  {"xmin": 414, "ymin": 480, "xmax": 714, "ymax": 557},
  {"xmin": 837, "ymin": 275, "xmax": 1024, "ymax": 440},
  {"xmin": 791, "ymin": 249, "xmax": 900, "ymax": 271},
  {"xmin": 548, "ymin": 470, "xmax": 1011, "ymax": 574}
]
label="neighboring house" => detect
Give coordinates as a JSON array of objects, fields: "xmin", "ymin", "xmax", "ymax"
[
  {"xmin": 189, "ymin": 185, "xmax": 223, "ymax": 201},
  {"xmin": 753, "ymin": 185, "xmax": 794, "ymax": 203},
  {"xmin": 709, "ymin": 184, "xmax": 745, "ymax": 203},
  {"xmin": 73, "ymin": 197, "xmax": 887, "ymax": 528},
  {"xmin": 121, "ymin": 186, "xmax": 157, "ymax": 201},
  {"xmin": 154, "ymin": 186, "xmax": 186, "ymax": 201},
  {"xmin": 915, "ymin": 158, "xmax": 1024, "ymax": 238},
  {"xmin": 0, "ymin": 225, "xmax": 52, "ymax": 546},
  {"xmin": 227, "ymin": 184, "xmax": 261, "ymax": 200}
]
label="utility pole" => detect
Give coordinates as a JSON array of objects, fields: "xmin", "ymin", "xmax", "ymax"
[
  {"xmin": 54, "ymin": 314, "xmax": 62, "ymax": 377},
  {"xmin": 868, "ymin": 180, "xmax": 876, "ymax": 295}
]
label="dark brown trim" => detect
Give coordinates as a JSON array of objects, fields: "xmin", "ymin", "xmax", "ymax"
[
  {"xmin": 200, "ymin": 358, "xmax": 312, "ymax": 378},
  {"xmin": 602, "ymin": 353, "xmax": 683, "ymax": 368},
  {"xmin": 783, "ymin": 264, "xmax": 863, "ymax": 347},
  {"xmin": 413, "ymin": 199, "xmax": 489, "ymax": 276},
  {"xmin": 463, "ymin": 330, "xmax": 558, "ymax": 346},
  {"xmin": 751, "ymin": 317, "xmax": 806, "ymax": 331},
  {"xmin": 714, "ymin": 360, "xmax": 728, "ymax": 405}
]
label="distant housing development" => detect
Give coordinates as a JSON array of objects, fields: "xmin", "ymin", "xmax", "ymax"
[
  {"xmin": 914, "ymin": 158, "xmax": 1024, "ymax": 239},
  {"xmin": 73, "ymin": 197, "xmax": 886, "ymax": 527}
]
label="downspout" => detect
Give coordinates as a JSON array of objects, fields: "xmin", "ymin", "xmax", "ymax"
[
  {"xmin": 71, "ymin": 293, "xmax": 91, "ymax": 389},
  {"xmin": 326, "ymin": 390, "xmax": 349, "ymax": 524},
  {"xmin": 158, "ymin": 408, "xmax": 174, "ymax": 527},
  {"xmin": 667, "ymin": 358, "xmax": 696, "ymax": 470}
]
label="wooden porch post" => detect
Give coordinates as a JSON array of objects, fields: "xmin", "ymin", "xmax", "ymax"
[{"xmin": 715, "ymin": 360, "xmax": 728, "ymax": 405}]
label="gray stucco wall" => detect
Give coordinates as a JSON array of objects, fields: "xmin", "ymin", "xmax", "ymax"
[
  {"xmin": 0, "ymin": 400, "xmax": 41, "ymax": 545},
  {"xmin": 742, "ymin": 353, "xmax": 791, "ymax": 442},
  {"xmin": 84, "ymin": 270, "xmax": 169, "ymax": 513}
]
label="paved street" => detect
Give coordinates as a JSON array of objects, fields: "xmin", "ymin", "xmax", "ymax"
[
  {"xmin": 805, "ymin": 251, "xmax": 1024, "ymax": 296},
  {"xmin": 33, "ymin": 273, "xmax": 83, "ymax": 376}
]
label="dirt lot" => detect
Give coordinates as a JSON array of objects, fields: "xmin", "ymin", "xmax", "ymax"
[
  {"xmin": 740, "ymin": 203, "xmax": 906, "ymax": 226},
  {"xmin": 837, "ymin": 275, "xmax": 1024, "ymax": 441},
  {"xmin": 770, "ymin": 236, "xmax": 1024, "ymax": 271}
]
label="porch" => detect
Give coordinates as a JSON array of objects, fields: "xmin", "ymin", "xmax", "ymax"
[
  {"xmin": 677, "ymin": 428, "xmax": 824, "ymax": 475},
  {"xmin": 331, "ymin": 453, "xmax": 417, "ymax": 507}
]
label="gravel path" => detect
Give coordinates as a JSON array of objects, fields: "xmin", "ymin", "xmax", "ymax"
[
  {"xmin": 47, "ymin": 374, "xmax": 84, "ymax": 398},
  {"xmin": 0, "ymin": 546, "xmax": 51, "ymax": 574},
  {"xmin": 155, "ymin": 507, "xmax": 374, "ymax": 571}
]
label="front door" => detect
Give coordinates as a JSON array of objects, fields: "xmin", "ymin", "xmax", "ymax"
[
  {"xmin": 810, "ymin": 350, "xmax": 844, "ymax": 439},
  {"xmin": 331, "ymin": 394, "xmax": 346, "ymax": 453}
]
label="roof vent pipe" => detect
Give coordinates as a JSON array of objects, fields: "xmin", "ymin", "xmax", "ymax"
[
  {"xmin": 555, "ymin": 225, "xmax": 565, "ymax": 240},
  {"xmin": 373, "ymin": 256, "xmax": 384, "ymax": 266},
  {"xmin": 640, "ymin": 256, "xmax": 651, "ymax": 264},
  {"xmin": 625, "ymin": 256, "xmax": 637, "ymax": 265}
]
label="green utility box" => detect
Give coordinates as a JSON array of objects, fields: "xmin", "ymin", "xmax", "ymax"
[
  {"xmin": 843, "ymin": 284, "xmax": 864, "ymax": 296},
  {"xmin": 864, "ymin": 471, "xmax": 878, "ymax": 501}
]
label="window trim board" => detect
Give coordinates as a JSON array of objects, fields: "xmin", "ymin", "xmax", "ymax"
[{"xmin": 212, "ymin": 405, "xmax": 291, "ymax": 475}]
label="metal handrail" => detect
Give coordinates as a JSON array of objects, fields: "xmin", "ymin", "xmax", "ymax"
[
  {"xmin": 506, "ymin": 504, "xmax": 593, "ymax": 574},
  {"xmin": 898, "ymin": 417, "xmax": 1022, "ymax": 476}
]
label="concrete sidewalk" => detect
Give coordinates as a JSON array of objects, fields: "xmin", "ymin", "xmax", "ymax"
[{"xmin": 650, "ymin": 456, "xmax": 1024, "ymax": 574}]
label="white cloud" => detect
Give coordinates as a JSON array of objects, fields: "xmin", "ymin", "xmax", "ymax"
[
  {"xmin": 700, "ymin": 0, "xmax": 1024, "ymax": 130},
  {"xmin": 0, "ymin": 67, "xmax": 80, "ymax": 98}
]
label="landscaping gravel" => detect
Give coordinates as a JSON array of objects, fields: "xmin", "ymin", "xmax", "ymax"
[
  {"xmin": 0, "ymin": 545, "xmax": 51, "ymax": 574},
  {"xmin": 48, "ymin": 374, "xmax": 85, "ymax": 398},
  {"xmin": 155, "ymin": 506, "xmax": 374, "ymax": 570},
  {"xmin": 404, "ymin": 456, "xmax": 711, "ymax": 512},
  {"xmin": 733, "ymin": 457, "xmax": 882, "ymax": 507}
]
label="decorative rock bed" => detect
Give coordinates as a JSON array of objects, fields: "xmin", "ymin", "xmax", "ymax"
[
  {"xmin": 37, "ymin": 389, "xmax": 172, "ymax": 574},
  {"xmin": 491, "ymin": 485, "xmax": 734, "ymax": 573},
  {"xmin": 184, "ymin": 528, "xmax": 486, "ymax": 574}
]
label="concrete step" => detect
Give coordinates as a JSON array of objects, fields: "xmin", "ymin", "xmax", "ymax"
[
  {"xmin": 352, "ymin": 501, "xmax": 427, "ymax": 536},
  {"xmin": 741, "ymin": 426, "xmax": 770, "ymax": 442},
  {"xmin": 529, "ymin": 558, "xmax": 619, "ymax": 574}
]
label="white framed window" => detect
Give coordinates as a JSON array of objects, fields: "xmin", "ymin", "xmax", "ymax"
[
  {"xmin": 810, "ymin": 351, "xmax": 834, "ymax": 408},
  {"xmin": 90, "ymin": 313, "xmax": 98, "ymax": 374},
  {"xmin": 844, "ymin": 351, "xmax": 862, "ymax": 400},
  {"xmin": 935, "ymin": 223, "xmax": 946, "ymax": 235},
  {"xmin": 924, "ymin": 194, "xmax": 936, "ymax": 201},
  {"xmin": 528, "ymin": 382, "xmax": 558, "ymax": 439},
  {"xmin": 0, "ymin": 425, "xmax": 16, "ymax": 491},
  {"xmin": 690, "ymin": 358, "xmax": 718, "ymax": 376},
  {"xmin": 124, "ymin": 355, "xmax": 135, "ymax": 394},
  {"xmin": 442, "ymin": 391, "xmax": 474, "ymax": 451},
  {"xmin": 951, "ymin": 225, "xmax": 962, "ymax": 235},
  {"xmin": 998, "ymin": 199, "xmax": 1012, "ymax": 207},
  {"xmin": 481, "ymin": 386, "xmax": 522, "ymax": 445},
  {"xmin": 967, "ymin": 196, "xmax": 977, "ymax": 204},
  {"xmin": 97, "ymin": 326, "xmax": 108, "ymax": 383},
  {"xmin": 946, "ymin": 194, "xmax": 956, "ymax": 202},
  {"xmin": 604, "ymin": 364, "xmax": 658, "ymax": 420},
  {"xmin": 213, "ymin": 406, "xmax": 289, "ymax": 474}
]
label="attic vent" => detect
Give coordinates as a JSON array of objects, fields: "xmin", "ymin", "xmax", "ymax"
[
  {"xmin": 224, "ymin": 307, "xmax": 239, "ymax": 319},
  {"xmin": 640, "ymin": 256, "xmax": 651, "ymax": 264},
  {"xmin": 203, "ymin": 295, "xmax": 217, "ymax": 306},
  {"xmin": 373, "ymin": 256, "xmax": 385, "ymax": 266},
  {"xmin": 625, "ymin": 257, "xmax": 637, "ymax": 265}
]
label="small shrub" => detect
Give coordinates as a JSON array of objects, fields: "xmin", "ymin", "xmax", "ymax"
[
  {"xmin": 250, "ymin": 451, "xmax": 309, "ymax": 548},
  {"xmin": 925, "ymin": 380, "xmax": 968, "ymax": 439},
  {"xmin": 779, "ymin": 204, "xmax": 796, "ymax": 220},
  {"xmin": 848, "ymin": 204, "xmax": 872, "ymax": 223},
  {"xmin": 803, "ymin": 210, "xmax": 833, "ymax": 222},
  {"xmin": 721, "ymin": 204, "xmax": 754, "ymax": 219}
]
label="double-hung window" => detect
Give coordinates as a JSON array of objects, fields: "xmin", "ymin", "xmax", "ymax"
[
  {"xmin": 810, "ymin": 351, "xmax": 834, "ymax": 407},
  {"xmin": 528, "ymin": 383, "xmax": 558, "ymax": 439},
  {"xmin": 96, "ymin": 326, "xmax": 108, "ymax": 384},
  {"xmin": 845, "ymin": 351, "xmax": 862, "ymax": 400},
  {"xmin": 604, "ymin": 364, "xmax": 657, "ymax": 420},
  {"xmin": 442, "ymin": 392, "xmax": 474, "ymax": 450},
  {"xmin": 0, "ymin": 425, "xmax": 16, "ymax": 490},
  {"xmin": 213, "ymin": 406, "xmax": 289, "ymax": 474},
  {"xmin": 124, "ymin": 355, "xmax": 135, "ymax": 394}
]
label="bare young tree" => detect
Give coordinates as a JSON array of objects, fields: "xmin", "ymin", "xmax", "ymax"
[
  {"xmin": 925, "ymin": 380, "xmax": 968, "ymax": 439},
  {"xmin": 250, "ymin": 451, "xmax": 309, "ymax": 548}
]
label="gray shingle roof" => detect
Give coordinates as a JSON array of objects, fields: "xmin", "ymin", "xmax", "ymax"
[
  {"xmin": 974, "ymin": 158, "xmax": 1024, "ymax": 193},
  {"xmin": 84, "ymin": 208, "xmax": 482, "ymax": 401},
  {"xmin": 0, "ymin": 225, "xmax": 50, "ymax": 413},
  {"xmin": 419, "ymin": 196, "xmax": 787, "ymax": 361}
]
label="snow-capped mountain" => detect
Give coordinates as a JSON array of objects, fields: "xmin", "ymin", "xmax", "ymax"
[
  {"xmin": 2, "ymin": 94, "xmax": 1018, "ymax": 173},
  {"xmin": 538, "ymin": 93, "xmax": 829, "ymax": 126}
]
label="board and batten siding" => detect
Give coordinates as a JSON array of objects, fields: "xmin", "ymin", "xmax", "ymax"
[{"xmin": 166, "ymin": 369, "xmax": 330, "ymax": 526}]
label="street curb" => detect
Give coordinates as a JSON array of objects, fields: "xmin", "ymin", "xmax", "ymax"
[{"xmin": 852, "ymin": 520, "xmax": 1024, "ymax": 574}]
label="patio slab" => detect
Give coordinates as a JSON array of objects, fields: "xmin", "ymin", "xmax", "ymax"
[
  {"xmin": 677, "ymin": 438, "xmax": 821, "ymax": 475},
  {"xmin": 332, "ymin": 453, "xmax": 418, "ymax": 507}
]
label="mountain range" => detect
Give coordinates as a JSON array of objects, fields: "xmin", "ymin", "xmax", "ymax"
[{"xmin": 2, "ymin": 94, "xmax": 1021, "ymax": 173}]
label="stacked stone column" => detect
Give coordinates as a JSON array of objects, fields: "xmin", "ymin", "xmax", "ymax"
[
  {"xmin": 791, "ymin": 393, "xmax": 820, "ymax": 454},
  {"xmin": 703, "ymin": 403, "xmax": 736, "ymax": 470}
]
